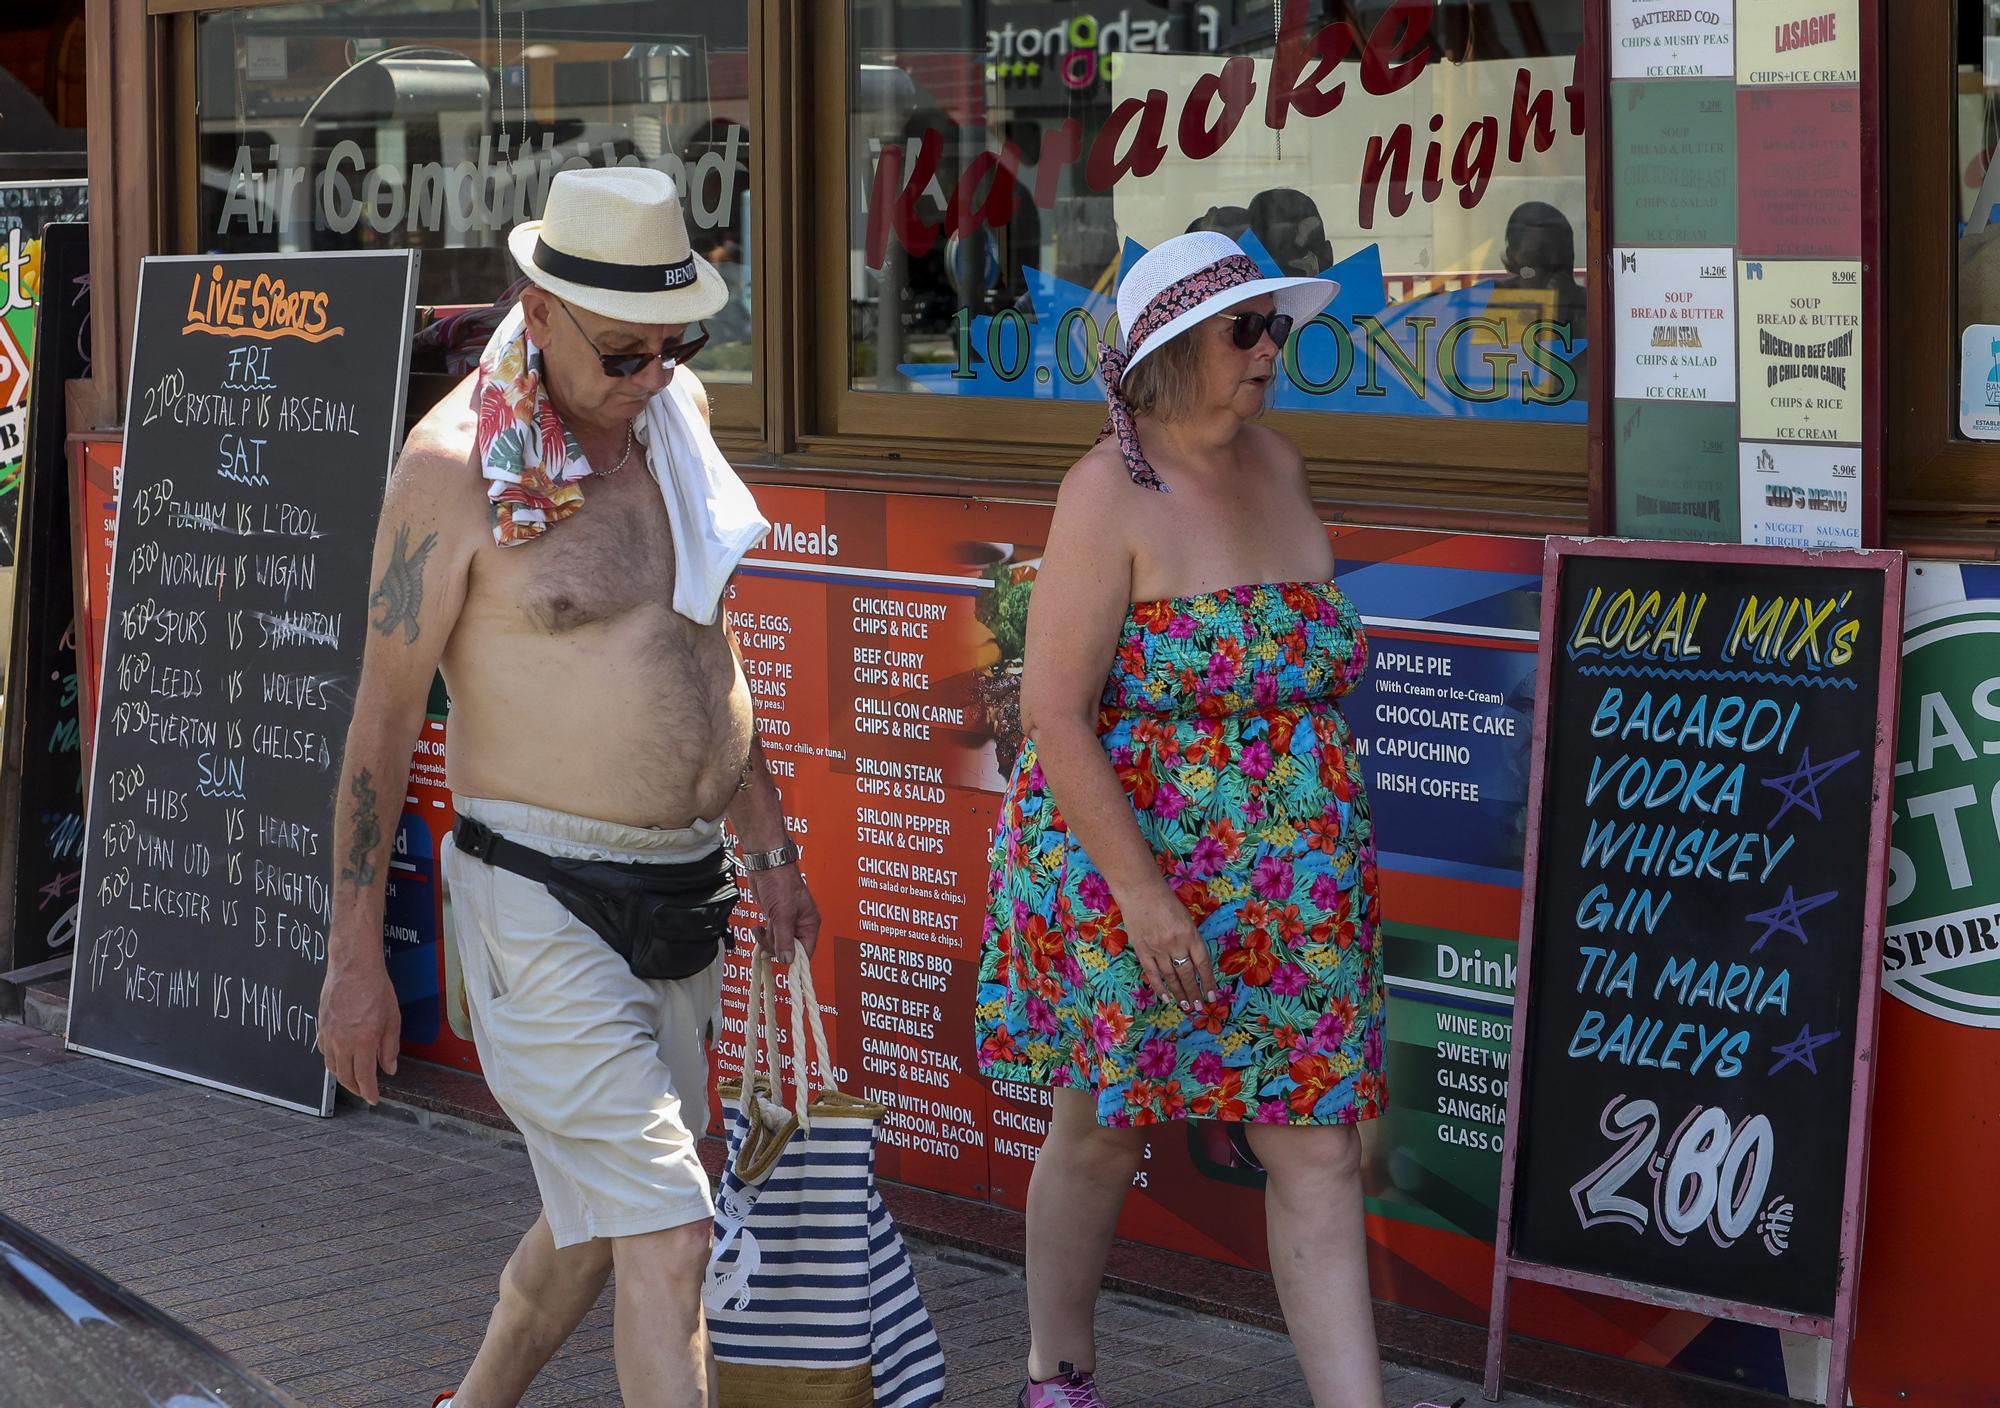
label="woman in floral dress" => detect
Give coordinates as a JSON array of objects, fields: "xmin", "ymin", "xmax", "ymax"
[{"xmin": 976, "ymin": 233, "xmax": 1389, "ymax": 1408}]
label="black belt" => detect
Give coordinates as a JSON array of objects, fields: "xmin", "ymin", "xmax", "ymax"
[
  {"xmin": 453, "ymin": 815, "xmax": 738, "ymax": 981},
  {"xmin": 452, "ymin": 815, "xmax": 725, "ymax": 883}
]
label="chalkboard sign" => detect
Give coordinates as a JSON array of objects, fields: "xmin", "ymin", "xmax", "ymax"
[
  {"xmin": 67, "ymin": 251, "xmax": 417, "ymax": 1114},
  {"xmin": 2, "ymin": 219, "xmax": 91, "ymax": 970},
  {"xmin": 1486, "ymin": 539, "xmax": 1902, "ymax": 1396},
  {"xmin": 0, "ymin": 179, "xmax": 88, "ymax": 567}
]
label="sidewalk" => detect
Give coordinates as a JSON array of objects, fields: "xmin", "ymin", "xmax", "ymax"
[{"xmin": 0, "ymin": 1021, "xmax": 1530, "ymax": 1408}]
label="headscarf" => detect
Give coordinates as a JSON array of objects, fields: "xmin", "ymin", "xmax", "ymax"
[{"xmin": 1095, "ymin": 252, "xmax": 1265, "ymax": 493}]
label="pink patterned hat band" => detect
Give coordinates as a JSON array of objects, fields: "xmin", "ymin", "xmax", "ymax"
[{"xmin": 1096, "ymin": 253, "xmax": 1265, "ymax": 493}]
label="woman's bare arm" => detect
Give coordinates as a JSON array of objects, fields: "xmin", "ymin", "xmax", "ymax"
[{"xmin": 1017, "ymin": 450, "xmax": 1217, "ymax": 1008}]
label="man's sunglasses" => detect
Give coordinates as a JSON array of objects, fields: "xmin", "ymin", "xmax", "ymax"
[
  {"xmin": 1219, "ymin": 310, "xmax": 1295, "ymax": 350},
  {"xmin": 558, "ymin": 299, "xmax": 708, "ymax": 377}
]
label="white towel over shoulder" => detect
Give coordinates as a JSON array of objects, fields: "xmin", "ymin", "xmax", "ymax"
[{"xmin": 638, "ymin": 370, "xmax": 769, "ymax": 625}]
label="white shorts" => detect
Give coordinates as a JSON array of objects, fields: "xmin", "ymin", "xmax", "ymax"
[{"xmin": 442, "ymin": 794, "xmax": 727, "ymax": 1248}]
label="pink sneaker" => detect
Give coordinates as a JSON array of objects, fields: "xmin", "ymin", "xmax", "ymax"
[{"xmin": 1020, "ymin": 1363, "xmax": 1108, "ymax": 1407}]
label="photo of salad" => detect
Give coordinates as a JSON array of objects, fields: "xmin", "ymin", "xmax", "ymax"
[{"xmin": 971, "ymin": 554, "xmax": 1037, "ymax": 776}]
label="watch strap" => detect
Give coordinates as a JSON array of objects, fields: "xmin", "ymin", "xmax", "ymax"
[{"xmin": 735, "ymin": 842, "xmax": 801, "ymax": 873}]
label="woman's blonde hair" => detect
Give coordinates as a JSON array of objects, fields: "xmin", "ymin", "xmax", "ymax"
[
  {"xmin": 1118, "ymin": 327, "xmax": 1207, "ymax": 422},
  {"xmin": 1119, "ymin": 319, "xmax": 1275, "ymax": 422}
]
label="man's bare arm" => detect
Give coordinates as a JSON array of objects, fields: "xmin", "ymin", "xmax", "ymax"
[{"xmin": 320, "ymin": 414, "xmax": 482, "ymax": 1102}]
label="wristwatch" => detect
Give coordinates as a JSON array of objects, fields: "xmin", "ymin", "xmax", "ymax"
[{"xmin": 735, "ymin": 842, "xmax": 801, "ymax": 873}]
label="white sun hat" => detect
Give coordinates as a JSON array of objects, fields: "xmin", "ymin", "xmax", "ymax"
[
  {"xmin": 507, "ymin": 166, "xmax": 728, "ymax": 325},
  {"xmin": 1096, "ymin": 231, "xmax": 1341, "ymax": 492},
  {"xmin": 1115, "ymin": 230, "xmax": 1340, "ymax": 376}
]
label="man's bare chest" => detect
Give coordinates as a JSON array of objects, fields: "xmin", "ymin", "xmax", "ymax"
[{"xmin": 478, "ymin": 475, "xmax": 677, "ymax": 633}]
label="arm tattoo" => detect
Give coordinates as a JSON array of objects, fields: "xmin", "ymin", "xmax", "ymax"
[
  {"xmin": 342, "ymin": 768, "xmax": 383, "ymax": 888},
  {"xmin": 370, "ymin": 524, "xmax": 440, "ymax": 645}
]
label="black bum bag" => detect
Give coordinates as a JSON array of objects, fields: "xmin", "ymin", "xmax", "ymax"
[{"xmin": 453, "ymin": 815, "xmax": 739, "ymax": 981}]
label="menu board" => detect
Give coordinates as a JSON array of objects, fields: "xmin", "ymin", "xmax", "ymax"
[
  {"xmin": 691, "ymin": 493, "xmax": 1549, "ymax": 1248},
  {"xmin": 1502, "ymin": 540, "xmax": 1898, "ymax": 1321},
  {"xmin": 382, "ymin": 684, "xmax": 461, "ymax": 1066},
  {"xmin": 1736, "ymin": 88, "xmax": 1862, "ymax": 258},
  {"xmin": 1736, "ymin": 0, "xmax": 1861, "ymax": 86},
  {"xmin": 2, "ymin": 220, "xmax": 91, "ymax": 970},
  {"xmin": 1611, "ymin": 247, "xmax": 1737, "ymax": 404},
  {"xmin": 1738, "ymin": 442, "xmax": 1862, "ymax": 549},
  {"xmin": 67, "ymin": 252, "xmax": 417, "ymax": 1114},
  {"xmin": 1610, "ymin": 83, "xmax": 1736, "ymax": 246},
  {"xmin": 71, "ymin": 437, "xmax": 121, "ymax": 755},
  {"xmin": 1613, "ymin": 401, "xmax": 1739, "ymax": 542},
  {"xmin": 1605, "ymin": 0, "xmax": 1874, "ymax": 548},
  {"xmin": 1737, "ymin": 259, "xmax": 1863, "ymax": 448},
  {"xmin": 708, "ymin": 494, "xmax": 1029, "ymax": 1196},
  {"xmin": 1610, "ymin": 2, "xmax": 1735, "ymax": 79},
  {"xmin": 1333, "ymin": 532, "xmax": 1541, "ymax": 1231}
]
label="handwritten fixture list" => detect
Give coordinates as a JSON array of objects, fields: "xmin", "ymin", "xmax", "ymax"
[{"xmin": 68, "ymin": 252, "xmax": 415, "ymax": 1114}]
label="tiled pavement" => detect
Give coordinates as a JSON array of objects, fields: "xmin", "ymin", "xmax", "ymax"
[{"xmin": 0, "ymin": 1023, "xmax": 1526, "ymax": 1407}]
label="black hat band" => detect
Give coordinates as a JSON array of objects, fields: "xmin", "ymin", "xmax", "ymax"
[{"xmin": 533, "ymin": 238, "xmax": 698, "ymax": 292}]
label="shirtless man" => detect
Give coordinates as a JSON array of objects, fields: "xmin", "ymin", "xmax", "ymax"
[{"xmin": 318, "ymin": 169, "xmax": 814, "ymax": 1408}]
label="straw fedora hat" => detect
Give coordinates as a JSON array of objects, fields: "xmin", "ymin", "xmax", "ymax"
[
  {"xmin": 1117, "ymin": 231, "xmax": 1339, "ymax": 375},
  {"xmin": 507, "ymin": 166, "xmax": 728, "ymax": 325}
]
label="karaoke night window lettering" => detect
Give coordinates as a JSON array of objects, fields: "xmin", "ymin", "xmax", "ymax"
[{"xmin": 849, "ymin": 0, "xmax": 1589, "ymax": 422}]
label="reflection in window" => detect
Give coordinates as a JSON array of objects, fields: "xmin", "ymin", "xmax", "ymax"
[
  {"xmin": 196, "ymin": 2, "xmax": 753, "ymax": 383},
  {"xmin": 849, "ymin": 0, "xmax": 1588, "ymax": 425},
  {"xmin": 1959, "ymin": 2, "xmax": 2000, "ymax": 437},
  {"xmin": 0, "ymin": 1, "xmax": 89, "ymax": 181}
]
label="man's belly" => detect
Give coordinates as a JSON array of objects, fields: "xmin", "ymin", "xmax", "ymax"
[{"xmin": 442, "ymin": 655, "xmax": 754, "ymax": 830}]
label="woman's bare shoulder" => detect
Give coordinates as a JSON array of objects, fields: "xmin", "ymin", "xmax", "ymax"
[
  {"xmin": 1042, "ymin": 442, "xmax": 1145, "ymax": 590},
  {"xmin": 1057, "ymin": 438, "xmax": 1147, "ymax": 509},
  {"xmin": 1244, "ymin": 420, "xmax": 1306, "ymax": 472},
  {"xmin": 1242, "ymin": 422, "xmax": 1313, "ymax": 503}
]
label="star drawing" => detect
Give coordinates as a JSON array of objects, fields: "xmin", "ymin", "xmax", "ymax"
[
  {"xmin": 37, "ymin": 870, "xmax": 77, "ymax": 908},
  {"xmin": 1762, "ymin": 746, "xmax": 1861, "ymax": 827},
  {"xmin": 1745, "ymin": 886, "xmax": 1840, "ymax": 953},
  {"xmin": 1768, "ymin": 1024, "xmax": 1843, "ymax": 1076}
]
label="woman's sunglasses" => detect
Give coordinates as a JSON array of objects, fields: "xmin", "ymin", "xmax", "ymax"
[
  {"xmin": 1219, "ymin": 309, "xmax": 1294, "ymax": 350},
  {"xmin": 558, "ymin": 299, "xmax": 708, "ymax": 377}
]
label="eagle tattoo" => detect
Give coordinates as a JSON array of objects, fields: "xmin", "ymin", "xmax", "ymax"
[{"xmin": 370, "ymin": 524, "xmax": 439, "ymax": 644}]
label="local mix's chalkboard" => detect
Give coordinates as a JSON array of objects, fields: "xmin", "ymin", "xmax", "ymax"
[
  {"xmin": 1498, "ymin": 540, "xmax": 1900, "ymax": 1327},
  {"xmin": 67, "ymin": 251, "xmax": 417, "ymax": 1114},
  {"xmin": 2, "ymin": 219, "xmax": 91, "ymax": 970}
]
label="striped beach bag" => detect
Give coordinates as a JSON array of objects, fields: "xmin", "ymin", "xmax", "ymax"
[{"xmin": 705, "ymin": 949, "xmax": 946, "ymax": 1407}]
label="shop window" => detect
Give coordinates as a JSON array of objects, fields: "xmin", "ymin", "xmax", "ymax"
[
  {"xmin": 1883, "ymin": 2, "xmax": 2000, "ymax": 537},
  {"xmin": 191, "ymin": 2, "xmax": 756, "ymax": 408},
  {"xmin": 1959, "ymin": 3, "xmax": 2000, "ymax": 440},
  {"xmin": 0, "ymin": 0, "xmax": 89, "ymax": 180},
  {"xmin": 834, "ymin": 0, "xmax": 1590, "ymax": 501}
]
